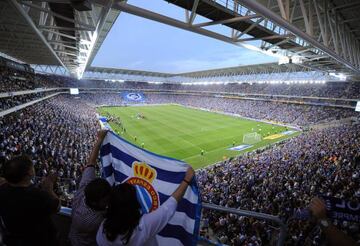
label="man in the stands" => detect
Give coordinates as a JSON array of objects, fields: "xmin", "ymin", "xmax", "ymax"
[{"xmin": 0, "ymin": 155, "xmax": 60, "ymax": 246}]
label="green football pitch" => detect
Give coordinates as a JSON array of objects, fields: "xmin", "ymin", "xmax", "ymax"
[{"xmin": 97, "ymin": 104, "xmax": 299, "ymax": 169}]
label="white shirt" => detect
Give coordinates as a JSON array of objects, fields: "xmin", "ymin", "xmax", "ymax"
[{"xmin": 96, "ymin": 196, "xmax": 178, "ymax": 246}]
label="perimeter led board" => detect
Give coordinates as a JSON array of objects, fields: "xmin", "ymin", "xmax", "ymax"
[
  {"xmin": 70, "ymin": 88, "xmax": 79, "ymax": 95},
  {"xmin": 356, "ymin": 101, "xmax": 360, "ymax": 112}
]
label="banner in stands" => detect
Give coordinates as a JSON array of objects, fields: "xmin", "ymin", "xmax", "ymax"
[
  {"xmin": 100, "ymin": 132, "xmax": 201, "ymax": 246},
  {"xmin": 122, "ymin": 91, "xmax": 145, "ymax": 102},
  {"xmin": 323, "ymin": 196, "xmax": 360, "ymax": 223},
  {"xmin": 228, "ymin": 144, "xmax": 252, "ymax": 151}
]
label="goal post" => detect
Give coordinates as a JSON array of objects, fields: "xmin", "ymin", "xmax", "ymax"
[{"xmin": 243, "ymin": 132, "xmax": 262, "ymax": 144}]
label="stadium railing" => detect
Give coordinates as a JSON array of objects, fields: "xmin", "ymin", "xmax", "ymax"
[
  {"xmin": 56, "ymin": 204, "xmax": 287, "ymax": 246},
  {"xmin": 201, "ymin": 203, "xmax": 287, "ymax": 246}
]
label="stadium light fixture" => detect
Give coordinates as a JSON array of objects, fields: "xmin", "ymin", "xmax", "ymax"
[
  {"xmin": 105, "ymin": 79, "xmax": 124, "ymax": 83},
  {"xmin": 291, "ymin": 56, "xmax": 303, "ymax": 64},
  {"xmin": 329, "ymin": 73, "xmax": 347, "ymax": 81},
  {"xmin": 278, "ymin": 56, "xmax": 290, "ymax": 65},
  {"xmin": 147, "ymin": 81, "xmax": 163, "ymax": 84}
]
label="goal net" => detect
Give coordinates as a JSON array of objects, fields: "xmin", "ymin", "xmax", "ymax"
[{"xmin": 243, "ymin": 132, "xmax": 262, "ymax": 144}]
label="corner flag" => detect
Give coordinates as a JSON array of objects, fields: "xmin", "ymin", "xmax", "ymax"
[{"xmin": 100, "ymin": 131, "xmax": 201, "ymax": 246}]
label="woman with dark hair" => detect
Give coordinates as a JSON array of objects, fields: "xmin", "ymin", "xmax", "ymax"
[{"xmin": 96, "ymin": 167, "xmax": 195, "ymax": 246}]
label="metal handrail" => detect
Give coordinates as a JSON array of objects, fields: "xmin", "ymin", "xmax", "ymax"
[
  {"xmin": 58, "ymin": 203, "xmax": 287, "ymax": 246},
  {"xmin": 202, "ymin": 203, "xmax": 287, "ymax": 246}
]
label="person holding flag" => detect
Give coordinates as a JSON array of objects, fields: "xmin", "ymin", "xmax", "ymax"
[
  {"xmin": 96, "ymin": 167, "xmax": 195, "ymax": 246},
  {"xmin": 69, "ymin": 130, "xmax": 112, "ymax": 246},
  {"xmin": 97, "ymin": 131, "xmax": 201, "ymax": 246}
]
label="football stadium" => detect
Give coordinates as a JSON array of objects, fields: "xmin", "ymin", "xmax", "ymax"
[{"xmin": 0, "ymin": 0, "xmax": 359, "ymax": 246}]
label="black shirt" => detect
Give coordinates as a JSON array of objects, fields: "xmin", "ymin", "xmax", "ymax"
[{"xmin": 0, "ymin": 183, "xmax": 59, "ymax": 246}]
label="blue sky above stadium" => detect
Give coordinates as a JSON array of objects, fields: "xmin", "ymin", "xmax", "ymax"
[{"xmin": 92, "ymin": 0, "xmax": 278, "ymax": 73}]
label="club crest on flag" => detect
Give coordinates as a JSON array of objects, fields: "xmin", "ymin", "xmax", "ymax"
[
  {"xmin": 100, "ymin": 132, "xmax": 201, "ymax": 245},
  {"xmin": 126, "ymin": 161, "xmax": 160, "ymax": 212}
]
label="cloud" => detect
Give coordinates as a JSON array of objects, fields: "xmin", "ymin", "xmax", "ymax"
[{"xmin": 162, "ymin": 48, "xmax": 277, "ymax": 73}]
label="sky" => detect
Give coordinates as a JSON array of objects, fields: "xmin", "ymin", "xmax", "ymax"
[{"xmin": 91, "ymin": 0, "xmax": 278, "ymax": 73}]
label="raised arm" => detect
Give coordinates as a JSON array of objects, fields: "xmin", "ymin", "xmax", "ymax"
[
  {"xmin": 87, "ymin": 130, "xmax": 108, "ymax": 167},
  {"xmin": 142, "ymin": 166, "xmax": 195, "ymax": 237},
  {"xmin": 309, "ymin": 197, "xmax": 359, "ymax": 246},
  {"xmin": 79, "ymin": 130, "xmax": 108, "ymax": 189},
  {"xmin": 171, "ymin": 166, "xmax": 195, "ymax": 202}
]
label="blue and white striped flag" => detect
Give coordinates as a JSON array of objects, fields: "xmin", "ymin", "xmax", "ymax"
[{"xmin": 100, "ymin": 131, "xmax": 201, "ymax": 246}]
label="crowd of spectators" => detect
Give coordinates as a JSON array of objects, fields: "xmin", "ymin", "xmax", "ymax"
[
  {"xmin": 0, "ymin": 67, "xmax": 37, "ymax": 92},
  {"xmin": 0, "ymin": 92, "xmax": 56, "ymax": 111},
  {"xmin": 72, "ymin": 79, "xmax": 360, "ymax": 99},
  {"xmin": 1, "ymin": 65, "xmax": 360, "ymax": 100},
  {"xmin": 146, "ymin": 94, "xmax": 358, "ymax": 126},
  {"xmin": 0, "ymin": 95, "xmax": 99, "ymax": 206},
  {"xmin": 196, "ymin": 122, "xmax": 360, "ymax": 245},
  {"xmin": 0, "ymin": 66, "xmax": 77, "ymax": 92},
  {"xmin": 0, "ymin": 90, "xmax": 356, "ymax": 127},
  {"xmin": 1, "ymin": 66, "xmax": 359, "ymax": 245},
  {"xmin": 0, "ymin": 91, "xmax": 358, "ymax": 245},
  {"xmin": 86, "ymin": 79, "xmax": 360, "ymax": 98}
]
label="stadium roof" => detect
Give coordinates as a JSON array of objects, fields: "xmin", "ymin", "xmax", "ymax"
[
  {"xmin": 87, "ymin": 62, "xmax": 310, "ymax": 78},
  {"xmin": 82, "ymin": 62, "xmax": 333, "ymax": 83},
  {"xmin": 1, "ymin": 0, "xmax": 360, "ymax": 80},
  {"xmin": 0, "ymin": 0, "xmax": 61, "ymax": 66},
  {"xmin": 0, "ymin": 0, "xmax": 121, "ymax": 77},
  {"xmin": 176, "ymin": 63, "xmax": 310, "ymax": 78},
  {"xmin": 110, "ymin": 0, "xmax": 360, "ymax": 78},
  {"xmin": 87, "ymin": 66, "xmax": 173, "ymax": 78}
]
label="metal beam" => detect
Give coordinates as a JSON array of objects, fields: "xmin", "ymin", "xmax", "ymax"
[
  {"xmin": 237, "ymin": 0, "xmax": 360, "ymax": 74},
  {"xmin": 20, "ymin": 2, "xmax": 95, "ymax": 30},
  {"xmin": 48, "ymin": 40, "xmax": 78, "ymax": 45},
  {"xmin": 312, "ymin": 0, "xmax": 327, "ymax": 46},
  {"xmin": 83, "ymin": 0, "xmax": 114, "ymax": 72},
  {"xmin": 238, "ymin": 34, "xmax": 292, "ymax": 42},
  {"xmin": 38, "ymin": 25, "xmax": 94, "ymax": 32},
  {"xmin": 277, "ymin": 0, "xmax": 288, "ymax": 20},
  {"xmin": 265, "ymin": 37, "xmax": 292, "ymax": 51},
  {"xmin": 235, "ymin": 17, "xmax": 264, "ymax": 39},
  {"xmin": 332, "ymin": 2, "xmax": 360, "ymax": 11},
  {"xmin": 111, "ymin": 2, "xmax": 264, "ymax": 53},
  {"xmin": 193, "ymin": 14, "xmax": 260, "ymax": 28},
  {"xmin": 50, "ymin": 42, "xmax": 79, "ymax": 50},
  {"xmin": 299, "ymin": 0, "xmax": 310, "ymax": 34},
  {"xmin": 9, "ymin": 0, "xmax": 68, "ymax": 72},
  {"xmin": 342, "ymin": 17, "xmax": 360, "ymax": 24},
  {"xmin": 55, "ymin": 51, "xmax": 78, "ymax": 57},
  {"xmin": 188, "ymin": 0, "xmax": 199, "ymax": 25},
  {"xmin": 42, "ymin": 29, "xmax": 78, "ymax": 40}
]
